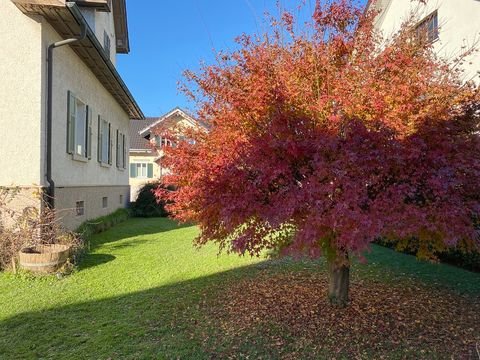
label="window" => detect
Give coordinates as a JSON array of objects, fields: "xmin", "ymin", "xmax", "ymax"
[
  {"xmin": 98, "ymin": 117, "xmax": 112, "ymax": 165},
  {"xmin": 119, "ymin": 194, "xmax": 123, "ymax": 204},
  {"xmin": 103, "ymin": 30, "xmax": 111, "ymax": 58},
  {"xmin": 154, "ymin": 135, "xmax": 174, "ymax": 148},
  {"xmin": 102, "ymin": 197, "xmax": 108, "ymax": 208},
  {"xmin": 179, "ymin": 135, "xmax": 196, "ymax": 145},
  {"xmin": 116, "ymin": 130, "xmax": 127, "ymax": 169},
  {"xmin": 67, "ymin": 92, "xmax": 92, "ymax": 159},
  {"xmin": 415, "ymin": 11, "xmax": 438, "ymax": 44},
  {"xmin": 76, "ymin": 201, "xmax": 85, "ymax": 216},
  {"xmin": 130, "ymin": 163, "xmax": 153, "ymax": 178}
]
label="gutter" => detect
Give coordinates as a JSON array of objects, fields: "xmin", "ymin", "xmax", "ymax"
[{"xmin": 46, "ymin": 2, "xmax": 87, "ymax": 208}]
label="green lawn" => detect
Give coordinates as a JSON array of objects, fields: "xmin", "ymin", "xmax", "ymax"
[{"xmin": 0, "ymin": 218, "xmax": 478, "ymax": 359}]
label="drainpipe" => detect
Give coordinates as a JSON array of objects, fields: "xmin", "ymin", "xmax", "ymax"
[{"xmin": 46, "ymin": 13, "xmax": 87, "ymax": 209}]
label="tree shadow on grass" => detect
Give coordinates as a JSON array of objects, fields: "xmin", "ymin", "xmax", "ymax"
[
  {"xmin": 0, "ymin": 263, "xmax": 265, "ymax": 360},
  {"xmin": 78, "ymin": 253, "xmax": 116, "ymax": 271},
  {"xmin": 0, "ymin": 259, "xmax": 479, "ymax": 360}
]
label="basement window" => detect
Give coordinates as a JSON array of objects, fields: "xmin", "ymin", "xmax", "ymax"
[{"xmin": 76, "ymin": 201, "xmax": 85, "ymax": 216}]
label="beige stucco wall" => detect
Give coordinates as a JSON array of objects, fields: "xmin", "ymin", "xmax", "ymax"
[
  {"xmin": 0, "ymin": 0, "xmax": 44, "ymax": 186},
  {"xmin": 129, "ymin": 152, "xmax": 161, "ymax": 200},
  {"xmin": 95, "ymin": 8, "xmax": 117, "ymax": 65},
  {"xmin": 0, "ymin": 187, "xmax": 42, "ymax": 230},
  {"xmin": 43, "ymin": 21, "xmax": 130, "ymax": 189},
  {"xmin": 80, "ymin": 6, "xmax": 117, "ymax": 65},
  {"xmin": 373, "ymin": 0, "xmax": 480, "ymax": 83},
  {"xmin": 0, "ymin": 2, "xmax": 132, "ymax": 230}
]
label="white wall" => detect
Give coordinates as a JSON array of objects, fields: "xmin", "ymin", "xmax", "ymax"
[
  {"xmin": 0, "ymin": 0, "xmax": 44, "ymax": 186},
  {"xmin": 374, "ymin": 0, "xmax": 480, "ymax": 83},
  {"xmin": 80, "ymin": 6, "xmax": 117, "ymax": 65},
  {"xmin": 42, "ymin": 22, "xmax": 130, "ymax": 188},
  {"xmin": 97, "ymin": 8, "xmax": 117, "ymax": 64}
]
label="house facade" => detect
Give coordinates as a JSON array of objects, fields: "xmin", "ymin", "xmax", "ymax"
[
  {"xmin": 129, "ymin": 107, "xmax": 206, "ymax": 200},
  {"xmin": 0, "ymin": 0, "xmax": 144, "ymax": 230},
  {"xmin": 129, "ymin": 117, "xmax": 161, "ymax": 200},
  {"xmin": 366, "ymin": 0, "xmax": 480, "ymax": 82}
]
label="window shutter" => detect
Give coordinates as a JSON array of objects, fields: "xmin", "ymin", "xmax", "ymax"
[
  {"xmin": 147, "ymin": 163, "xmax": 154, "ymax": 178},
  {"xmin": 108, "ymin": 123, "xmax": 113, "ymax": 165},
  {"xmin": 123, "ymin": 134, "xmax": 127, "ymax": 169},
  {"xmin": 130, "ymin": 163, "xmax": 136, "ymax": 178},
  {"xmin": 97, "ymin": 116, "xmax": 103, "ymax": 162},
  {"xmin": 116, "ymin": 129, "xmax": 120, "ymax": 167},
  {"xmin": 86, "ymin": 106, "xmax": 93, "ymax": 159},
  {"xmin": 66, "ymin": 91, "xmax": 76, "ymax": 154}
]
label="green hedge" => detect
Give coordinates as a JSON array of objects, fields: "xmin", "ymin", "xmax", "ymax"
[
  {"xmin": 438, "ymin": 249, "xmax": 480, "ymax": 273},
  {"xmin": 76, "ymin": 208, "xmax": 131, "ymax": 243},
  {"xmin": 131, "ymin": 183, "xmax": 174, "ymax": 218},
  {"xmin": 375, "ymin": 238, "xmax": 480, "ymax": 273},
  {"xmin": 66, "ymin": 208, "xmax": 130, "ymax": 268}
]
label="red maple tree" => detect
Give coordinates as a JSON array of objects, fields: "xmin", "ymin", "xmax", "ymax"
[{"xmin": 155, "ymin": 0, "xmax": 480, "ymax": 306}]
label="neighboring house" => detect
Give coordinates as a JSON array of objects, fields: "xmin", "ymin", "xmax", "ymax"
[
  {"xmin": 365, "ymin": 0, "xmax": 480, "ymax": 82},
  {"xmin": 129, "ymin": 117, "xmax": 160, "ymax": 200},
  {"xmin": 129, "ymin": 107, "xmax": 207, "ymax": 200},
  {"xmin": 0, "ymin": 0, "xmax": 144, "ymax": 230}
]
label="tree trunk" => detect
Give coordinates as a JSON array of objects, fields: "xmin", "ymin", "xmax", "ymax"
[{"xmin": 327, "ymin": 256, "xmax": 350, "ymax": 307}]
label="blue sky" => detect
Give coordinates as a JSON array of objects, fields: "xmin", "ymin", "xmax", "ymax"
[{"xmin": 117, "ymin": 0, "xmax": 367, "ymax": 117}]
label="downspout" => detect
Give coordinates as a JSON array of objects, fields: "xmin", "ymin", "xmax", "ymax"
[{"xmin": 45, "ymin": 10, "xmax": 87, "ymax": 209}]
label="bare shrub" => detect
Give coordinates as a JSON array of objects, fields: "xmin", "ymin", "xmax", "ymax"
[{"xmin": 0, "ymin": 187, "xmax": 82, "ymax": 272}]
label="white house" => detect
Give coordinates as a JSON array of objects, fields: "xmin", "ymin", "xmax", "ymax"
[
  {"xmin": 0, "ymin": 0, "xmax": 144, "ymax": 229},
  {"xmin": 366, "ymin": 0, "xmax": 480, "ymax": 82},
  {"xmin": 129, "ymin": 107, "xmax": 208, "ymax": 200}
]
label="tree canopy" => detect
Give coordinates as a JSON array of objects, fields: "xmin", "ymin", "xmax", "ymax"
[{"xmin": 155, "ymin": 0, "xmax": 480, "ymax": 273}]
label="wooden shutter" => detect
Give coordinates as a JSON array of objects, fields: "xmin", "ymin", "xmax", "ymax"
[
  {"xmin": 108, "ymin": 123, "xmax": 113, "ymax": 165},
  {"xmin": 130, "ymin": 163, "xmax": 136, "ymax": 178},
  {"xmin": 66, "ymin": 91, "xmax": 76, "ymax": 154},
  {"xmin": 123, "ymin": 134, "xmax": 127, "ymax": 169},
  {"xmin": 147, "ymin": 163, "xmax": 154, "ymax": 178},
  {"xmin": 97, "ymin": 116, "xmax": 103, "ymax": 162},
  {"xmin": 86, "ymin": 106, "xmax": 93, "ymax": 159},
  {"xmin": 116, "ymin": 129, "xmax": 120, "ymax": 167}
]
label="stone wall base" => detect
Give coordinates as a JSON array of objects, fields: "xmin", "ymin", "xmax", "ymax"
[
  {"xmin": 1, "ymin": 185, "xmax": 130, "ymax": 231},
  {"xmin": 55, "ymin": 185, "xmax": 130, "ymax": 230}
]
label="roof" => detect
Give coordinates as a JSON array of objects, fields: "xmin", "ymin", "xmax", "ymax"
[
  {"xmin": 112, "ymin": 0, "xmax": 129, "ymax": 54},
  {"xmin": 130, "ymin": 118, "xmax": 157, "ymax": 150},
  {"xmin": 139, "ymin": 107, "xmax": 206, "ymax": 136},
  {"xmin": 66, "ymin": 1, "xmax": 129, "ymax": 53},
  {"xmin": 13, "ymin": 0, "xmax": 143, "ymax": 119}
]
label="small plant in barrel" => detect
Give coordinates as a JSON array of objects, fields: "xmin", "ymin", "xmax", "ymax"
[{"xmin": 0, "ymin": 187, "xmax": 81, "ymax": 273}]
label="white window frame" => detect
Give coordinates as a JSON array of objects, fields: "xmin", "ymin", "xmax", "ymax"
[
  {"xmin": 67, "ymin": 91, "xmax": 92, "ymax": 161},
  {"xmin": 136, "ymin": 163, "xmax": 148, "ymax": 178}
]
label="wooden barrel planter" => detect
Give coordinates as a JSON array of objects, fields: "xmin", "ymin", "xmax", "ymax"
[{"xmin": 19, "ymin": 244, "xmax": 71, "ymax": 274}]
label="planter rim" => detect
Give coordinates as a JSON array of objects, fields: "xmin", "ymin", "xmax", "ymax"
[{"xmin": 20, "ymin": 244, "xmax": 71, "ymax": 255}]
